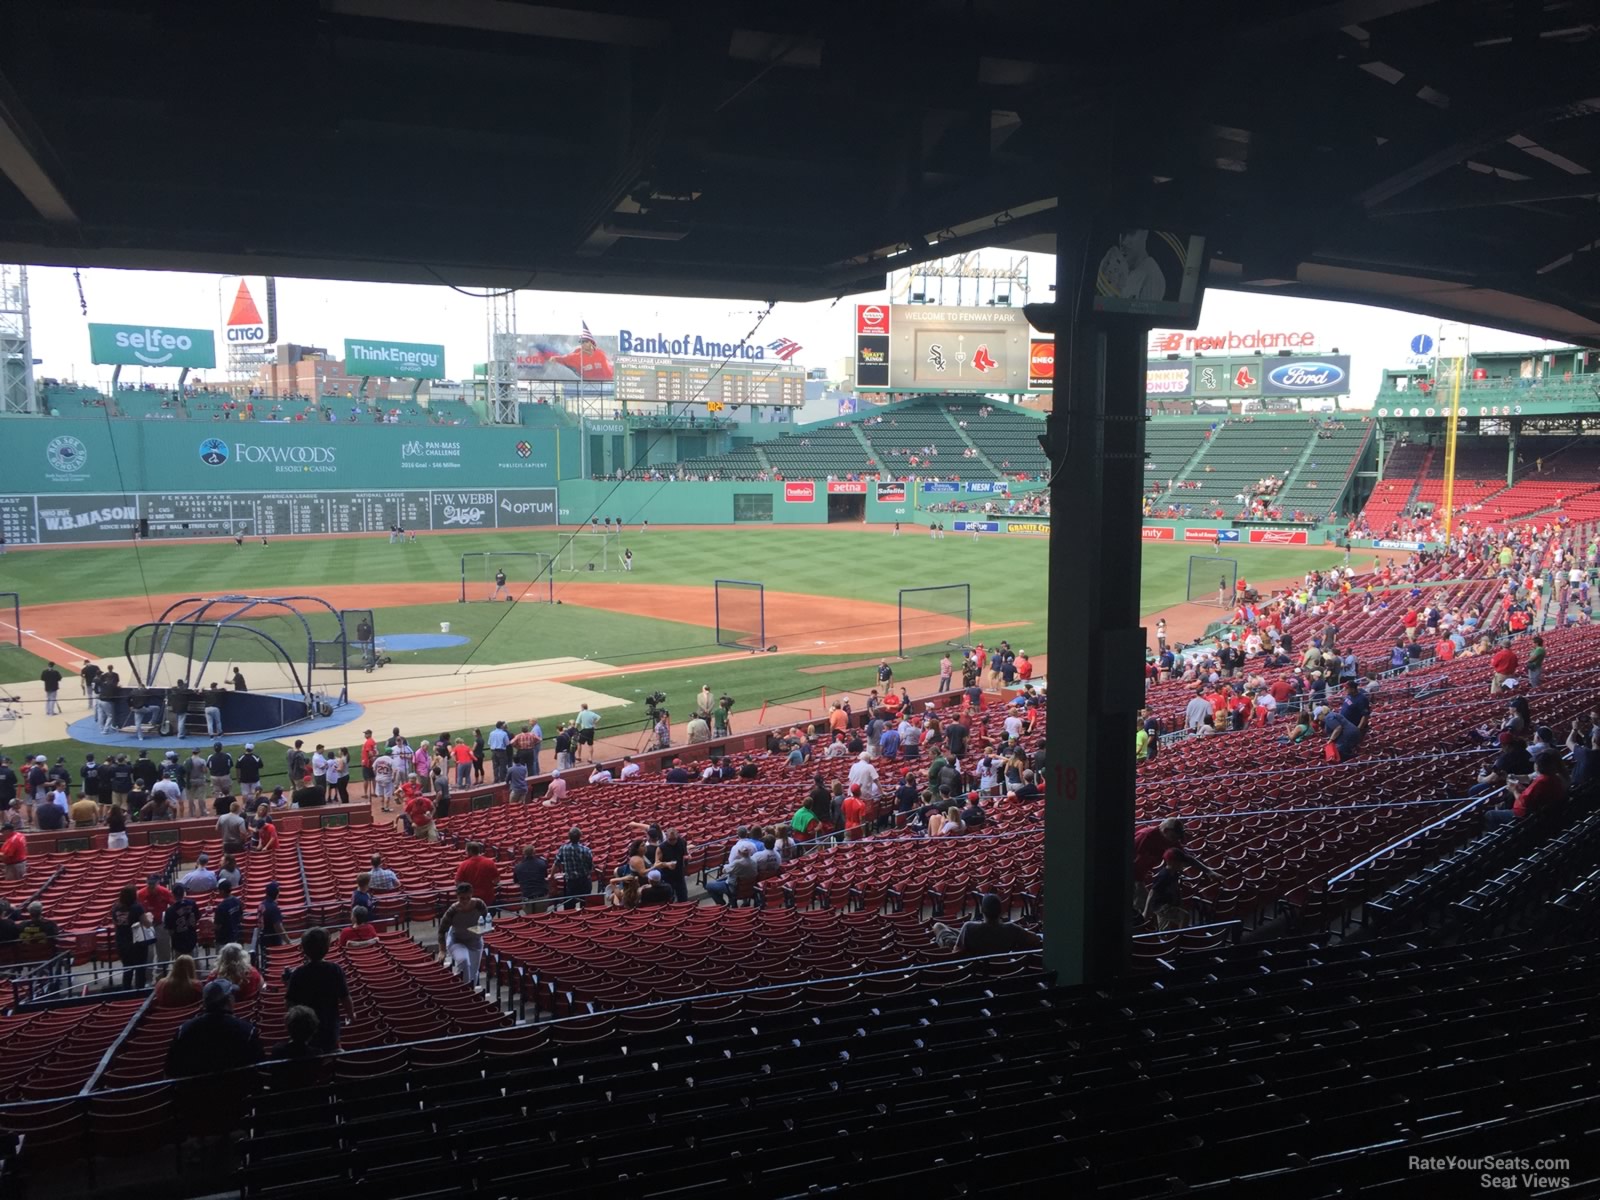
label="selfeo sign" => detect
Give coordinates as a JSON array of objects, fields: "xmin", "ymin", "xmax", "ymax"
[{"xmin": 88, "ymin": 323, "xmax": 217, "ymax": 369}]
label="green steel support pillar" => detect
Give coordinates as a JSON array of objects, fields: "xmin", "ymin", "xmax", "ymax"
[{"xmin": 1041, "ymin": 224, "xmax": 1147, "ymax": 986}]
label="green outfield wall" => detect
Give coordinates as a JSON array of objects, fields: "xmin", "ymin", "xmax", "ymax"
[{"xmin": 0, "ymin": 417, "xmax": 573, "ymax": 544}]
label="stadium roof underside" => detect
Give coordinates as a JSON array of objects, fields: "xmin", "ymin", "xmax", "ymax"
[{"xmin": 1, "ymin": 1, "xmax": 1599, "ymax": 342}]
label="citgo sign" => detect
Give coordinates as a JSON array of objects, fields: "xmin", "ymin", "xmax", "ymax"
[{"xmin": 784, "ymin": 481, "xmax": 816, "ymax": 502}]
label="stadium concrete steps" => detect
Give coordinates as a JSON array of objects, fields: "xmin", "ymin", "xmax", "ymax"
[
  {"xmin": 753, "ymin": 444, "xmax": 775, "ymax": 472},
  {"xmin": 939, "ymin": 408, "xmax": 1003, "ymax": 476},
  {"xmin": 1273, "ymin": 430, "xmax": 1324, "ymax": 497},
  {"xmin": 1159, "ymin": 429, "xmax": 1219, "ymax": 502},
  {"xmin": 846, "ymin": 422, "xmax": 883, "ymax": 469}
]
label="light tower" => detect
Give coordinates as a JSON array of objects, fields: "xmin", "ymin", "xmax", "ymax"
[
  {"xmin": 0, "ymin": 264, "xmax": 36, "ymax": 414},
  {"xmin": 486, "ymin": 288, "xmax": 519, "ymax": 424}
]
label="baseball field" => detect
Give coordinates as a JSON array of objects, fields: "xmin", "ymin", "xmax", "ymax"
[{"xmin": 0, "ymin": 528, "xmax": 1347, "ymax": 783}]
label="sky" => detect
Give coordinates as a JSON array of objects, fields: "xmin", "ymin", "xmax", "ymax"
[{"xmin": 20, "ymin": 252, "xmax": 1567, "ymax": 404}]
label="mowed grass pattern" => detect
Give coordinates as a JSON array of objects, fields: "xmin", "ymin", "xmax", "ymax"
[{"xmin": 0, "ymin": 528, "xmax": 1345, "ymax": 774}]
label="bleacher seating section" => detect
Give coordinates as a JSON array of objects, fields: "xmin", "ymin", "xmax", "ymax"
[
  {"xmin": 422, "ymin": 399, "xmax": 480, "ymax": 425},
  {"xmin": 944, "ymin": 400, "xmax": 1050, "ymax": 475},
  {"xmin": 1357, "ymin": 439, "xmax": 1429, "ymax": 531},
  {"xmin": 1172, "ymin": 420, "xmax": 1314, "ymax": 512},
  {"xmin": 1275, "ymin": 422, "xmax": 1370, "ymax": 518},
  {"xmin": 756, "ymin": 426, "xmax": 877, "ymax": 478},
  {"xmin": 1143, "ymin": 422, "xmax": 1210, "ymax": 498},
  {"xmin": 858, "ymin": 406, "xmax": 994, "ymax": 480}
]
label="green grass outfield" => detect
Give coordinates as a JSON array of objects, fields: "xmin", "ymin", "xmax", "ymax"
[{"xmin": 0, "ymin": 530, "xmax": 1344, "ymax": 777}]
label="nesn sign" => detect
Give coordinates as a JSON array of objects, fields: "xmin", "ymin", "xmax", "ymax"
[{"xmin": 1268, "ymin": 361, "xmax": 1346, "ymax": 391}]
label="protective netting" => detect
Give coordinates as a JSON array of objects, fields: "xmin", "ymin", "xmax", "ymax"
[
  {"xmin": 714, "ymin": 579, "xmax": 766, "ymax": 650},
  {"xmin": 1188, "ymin": 556, "xmax": 1238, "ymax": 607},
  {"xmin": 462, "ymin": 551, "xmax": 555, "ymax": 601},
  {"xmin": 898, "ymin": 584, "xmax": 972, "ymax": 656},
  {"xmin": 559, "ymin": 531, "xmax": 615, "ymax": 572}
]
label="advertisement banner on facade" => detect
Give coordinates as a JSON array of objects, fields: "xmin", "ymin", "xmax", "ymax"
[
  {"xmin": 875, "ymin": 483, "xmax": 906, "ymax": 503},
  {"xmin": 1192, "ymin": 397, "xmax": 1229, "ymax": 413},
  {"xmin": 953, "ymin": 521, "xmax": 1000, "ymax": 532},
  {"xmin": 1007, "ymin": 522, "xmax": 1050, "ymax": 534},
  {"xmin": 1374, "ymin": 538, "xmax": 1427, "ymax": 551},
  {"xmin": 1151, "ymin": 328, "xmax": 1319, "ymax": 355},
  {"xmin": 1184, "ymin": 527, "xmax": 1240, "ymax": 542},
  {"xmin": 220, "ymin": 276, "xmax": 274, "ymax": 357},
  {"xmin": 1028, "ymin": 340, "xmax": 1055, "ymax": 390},
  {"xmin": 784, "ymin": 481, "xmax": 816, "ymax": 502},
  {"xmin": 921, "ymin": 481, "xmax": 960, "ymax": 493},
  {"xmin": 855, "ymin": 335, "xmax": 890, "ymax": 388},
  {"xmin": 1247, "ymin": 528, "xmax": 1308, "ymax": 544},
  {"xmin": 1145, "ymin": 363, "xmax": 1192, "ymax": 397},
  {"xmin": 511, "ymin": 331, "xmax": 618, "ymax": 381},
  {"xmin": 856, "ymin": 305, "xmax": 889, "ymax": 336},
  {"xmin": 966, "ymin": 481, "xmax": 1011, "ymax": 494},
  {"xmin": 1193, "ymin": 358, "xmax": 1262, "ymax": 396},
  {"xmin": 344, "ymin": 339, "xmax": 447, "ymax": 380},
  {"xmin": 35, "ymin": 494, "xmax": 141, "ymax": 542},
  {"xmin": 1261, "ymin": 354, "xmax": 1352, "ymax": 396},
  {"xmin": 88, "ymin": 324, "xmax": 217, "ymax": 369},
  {"xmin": 1141, "ymin": 526, "xmax": 1175, "ymax": 541},
  {"xmin": 430, "ymin": 490, "xmax": 498, "ymax": 530},
  {"xmin": 493, "ymin": 488, "xmax": 559, "ymax": 527},
  {"xmin": 826, "ymin": 481, "xmax": 868, "ymax": 494}
]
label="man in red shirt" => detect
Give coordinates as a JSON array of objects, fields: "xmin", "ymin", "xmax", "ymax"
[
  {"xmin": 455, "ymin": 841, "xmax": 500, "ymax": 903},
  {"xmin": 1490, "ymin": 644, "xmax": 1519, "ymax": 694},
  {"xmin": 1435, "ymin": 636, "xmax": 1455, "ymax": 662},
  {"xmin": 1015, "ymin": 653, "xmax": 1034, "ymax": 681},
  {"xmin": 404, "ymin": 785, "xmax": 435, "ymax": 841},
  {"xmin": 1486, "ymin": 751, "xmax": 1566, "ymax": 826},
  {"xmin": 360, "ymin": 731, "xmax": 377, "ymax": 801},
  {"xmin": 1268, "ymin": 677, "xmax": 1294, "ymax": 705},
  {"xmin": 1131, "ymin": 819, "xmax": 1220, "ymax": 911},
  {"xmin": 338, "ymin": 904, "xmax": 380, "ymax": 947},
  {"xmin": 841, "ymin": 785, "xmax": 870, "ymax": 841},
  {"xmin": 1, "ymin": 822, "xmax": 26, "ymax": 882},
  {"xmin": 139, "ymin": 872, "xmax": 174, "ymax": 962}
]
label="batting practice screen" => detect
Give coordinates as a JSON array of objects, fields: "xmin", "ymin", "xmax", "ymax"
[
  {"xmin": 460, "ymin": 551, "xmax": 555, "ymax": 603},
  {"xmin": 1188, "ymin": 556, "xmax": 1238, "ymax": 607},
  {"xmin": 714, "ymin": 579, "xmax": 766, "ymax": 650},
  {"xmin": 898, "ymin": 584, "xmax": 972, "ymax": 657}
]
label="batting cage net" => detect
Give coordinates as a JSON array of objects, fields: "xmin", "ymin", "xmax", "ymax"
[
  {"xmin": 122, "ymin": 595, "xmax": 353, "ymax": 702},
  {"xmin": 714, "ymin": 579, "xmax": 767, "ymax": 650},
  {"xmin": 559, "ymin": 530, "xmax": 615, "ymax": 572},
  {"xmin": 1188, "ymin": 556, "xmax": 1238, "ymax": 607},
  {"xmin": 898, "ymin": 584, "xmax": 972, "ymax": 657},
  {"xmin": 0, "ymin": 592, "xmax": 18, "ymax": 647},
  {"xmin": 460, "ymin": 551, "xmax": 555, "ymax": 603}
]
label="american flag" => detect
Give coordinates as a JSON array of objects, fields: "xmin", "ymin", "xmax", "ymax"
[
  {"xmin": 581, "ymin": 320, "xmax": 596, "ymax": 342},
  {"xmin": 767, "ymin": 337, "xmax": 803, "ymax": 361}
]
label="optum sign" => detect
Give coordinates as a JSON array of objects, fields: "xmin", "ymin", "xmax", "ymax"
[{"xmin": 88, "ymin": 323, "xmax": 217, "ymax": 369}]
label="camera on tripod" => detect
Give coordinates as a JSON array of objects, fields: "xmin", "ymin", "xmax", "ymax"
[
  {"xmin": 718, "ymin": 693, "xmax": 734, "ymax": 712},
  {"xmin": 644, "ymin": 691, "xmax": 668, "ymax": 720}
]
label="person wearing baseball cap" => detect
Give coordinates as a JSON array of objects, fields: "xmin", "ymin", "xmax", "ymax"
[
  {"xmin": 165, "ymin": 978, "xmax": 262, "ymax": 1077},
  {"xmin": 639, "ymin": 868, "xmax": 673, "ymax": 906}
]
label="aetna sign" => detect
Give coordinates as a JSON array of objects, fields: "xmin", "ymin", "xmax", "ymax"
[{"xmin": 1150, "ymin": 330, "xmax": 1317, "ymax": 354}]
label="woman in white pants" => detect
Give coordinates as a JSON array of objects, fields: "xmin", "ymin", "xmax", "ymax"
[{"xmin": 437, "ymin": 883, "xmax": 489, "ymax": 986}]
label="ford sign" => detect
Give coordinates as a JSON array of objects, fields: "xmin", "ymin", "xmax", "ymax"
[{"xmin": 1264, "ymin": 357, "xmax": 1349, "ymax": 395}]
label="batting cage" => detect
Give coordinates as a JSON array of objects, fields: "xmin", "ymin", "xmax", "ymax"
[
  {"xmin": 0, "ymin": 592, "xmax": 18, "ymax": 647},
  {"xmin": 559, "ymin": 529, "xmax": 615, "ymax": 572},
  {"xmin": 122, "ymin": 595, "xmax": 353, "ymax": 731},
  {"xmin": 1188, "ymin": 556, "xmax": 1238, "ymax": 607},
  {"xmin": 459, "ymin": 551, "xmax": 555, "ymax": 603},
  {"xmin": 714, "ymin": 579, "xmax": 767, "ymax": 651},
  {"xmin": 898, "ymin": 584, "xmax": 972, "ymax": 657}
]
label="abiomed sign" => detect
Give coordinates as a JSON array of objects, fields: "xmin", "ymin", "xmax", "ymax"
[
  {"xmin": 89, "ymin": 324, "xmax": 217, "ymax": 369},
  {"xmin": 344, "ymin": 339, "xmax": 447, "ymax": 380}
]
